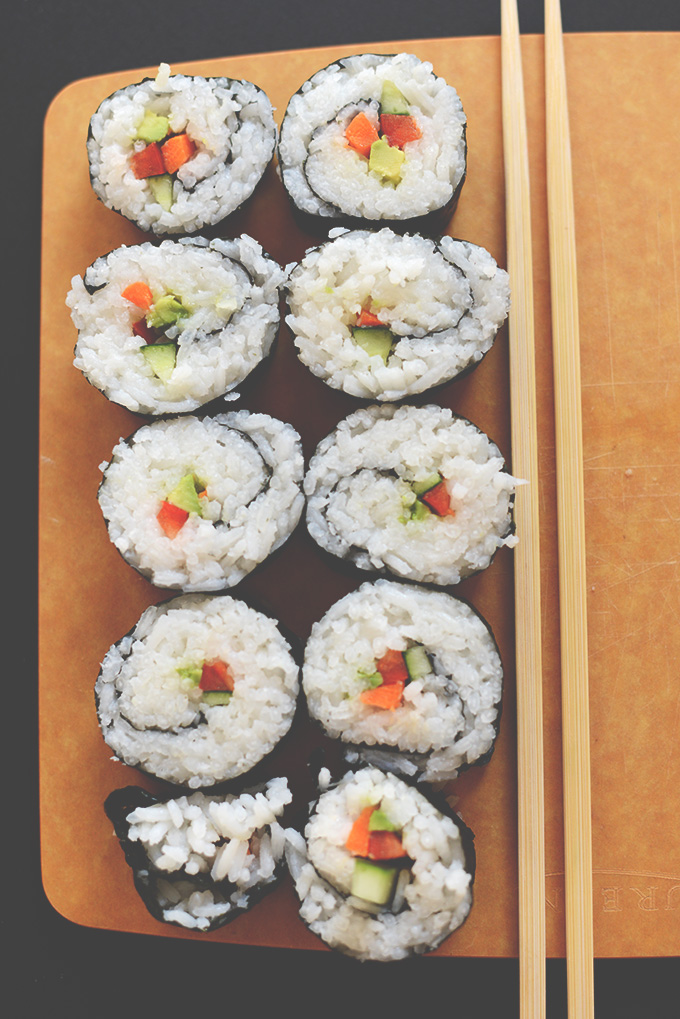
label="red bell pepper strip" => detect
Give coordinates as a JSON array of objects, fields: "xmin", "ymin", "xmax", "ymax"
[
  {"xmin": 345, "ymin": 805, "xmax": 376, "ymax": 856},
  {"xmin": 131, "ymin": 142, "xmax": 166, "ymax": 179},
  {"xmin": 420, "ymin": 480, "xmax": 455, "ymax": 517},
  {"xmin": 367, "ymin": 830, "xmax": 409, "ymax": 860},
  {"xmin": 356, "ymin": 308, "xmax": 383, "ymax": 328},
  {"xmin": 157, "ymin": 500, "xmax": 189, "ymax": 538},
  {"xmin": 132, "ymin": 318, "xmax": 159, "ymax": 344},
  {"xmin": 379, "ymin": 114, "xmax": 422, "ymax": 149},
  {"xmin": 345, "ymin": 112, "xmax": 380, "ymax": 158},
  {"xmin": 376, "ymin": 649, "xmax": 409, "ymax": 685},
  {"xmin": 161, "ymin": 133, "xmax": 196, "ymax": 174},
  {"xmin": 199, "ymin": 659, "xmax": 234, "ymax": 692}
]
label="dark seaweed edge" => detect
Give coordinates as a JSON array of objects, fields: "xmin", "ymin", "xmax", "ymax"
[
  {"xmin": 285, "ymin": 763, "xmax": 476, "ymax": 961},
  {"xmin": 86, "ymin": 72, "xmax": 277, "ymax": 237},
  {"xmin": 94, "ymin": 589, "xmax": 305, "ymax": 795},
  {"xmin": 299, "ymin": 579, "xmax": 504, "ymax": 781},
  {"xmin": 104, "ymin": 783, "xmax": 290, "ymax": 932}
]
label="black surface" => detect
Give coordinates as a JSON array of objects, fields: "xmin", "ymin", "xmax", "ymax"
[{"xmin": 14, "ymin": 0, "xmax": 679, "ymax": 1013}]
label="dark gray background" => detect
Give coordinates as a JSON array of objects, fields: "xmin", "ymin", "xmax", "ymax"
[{"xmin": 13, "ymin": 1, "xmax": 678, "ymax": 1014}]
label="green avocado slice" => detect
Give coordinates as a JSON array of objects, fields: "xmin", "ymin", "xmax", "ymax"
[{"xmin": 380, "ymin": 80, "xmax": 410, "ymax": 116}]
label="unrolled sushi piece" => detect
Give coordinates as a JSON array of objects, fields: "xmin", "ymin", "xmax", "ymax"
[
  {"xmin": 285, "ymin": 767, "xmax": 475, "ymax": 960},
  {"xmin": 286, "ymin": 228, "xmax": 509, "ymax": 401},
  {"xmin": 304, "ymin": 404, "xmax": 520, "ymax": 586},
  {"xmin": 87, "ymin": 63, "xmax": 276, "ymax": 235},
  {"xmin": 98, "ymin": 412, "xmax": 304, "ymax": 591},
  {"xmin": 105, "ymin": 777, "xmax": 292, "ymax": 930},
  {"xmin": 302, "ymin": 580, "xmax": 503, "ymax": 783},
  {"xmin": 68, "ymin": 235, "xmax": 284, "ymax": 415},
  {"xmin": 96, "ymin": 594, "xmax": 299, "ymax": 787},
  {"xmin": 278, "ymin": 53, "xmax": 466, "ymax": 228}
]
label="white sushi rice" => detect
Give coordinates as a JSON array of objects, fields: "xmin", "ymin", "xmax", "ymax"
[
  {"xmin": 286, "ymin": 228, "xmax": 509, "ymax": 400},
  {"xmin": 302, "ymin": 580, "xmax": 502, "ymax": 781},
  {"xmin": 118, "ymin": 777, "xmax": 291, "ymax": 929},
  {"xmin": 96, "ymin": 594, "xmax": 299, "ymax": 787},
  {"xmin": 68, "ymin": 235, "xmax": 284, "ymax": 415},
  {"xmin": 285, "ymin": 768, "xmax": 473, "ymax": 960},
  {"xmin": 98, "ymin": 412, "xmax": 304, "ymax": 591},
  {"xmin": 88, "ymin": 64, "xmax": 276, "ymax": 234},
  {"xmin": 304, "ymin": 404, "xmax": 520, "ymax": 586},
  {"xmin": 278, "ymin": 53, "xmax": 466, "ymax": 221}
]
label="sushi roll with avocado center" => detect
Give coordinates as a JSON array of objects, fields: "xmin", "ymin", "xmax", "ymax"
[
  {"xmin": 278, "ymin": 53, "xmax": 466, "ymax": 228},
  {"xmin": 68, "ymin": 235, "xmax": 284, "ymax": 415},
  {"xmin": 95, "ymin": 594, "xmax": 299, "ymax": 788},
  {"xmin": 302, "ymin": 580, "xmax": 503, "ymax": 782},
  {"xmin": 286, "ymin": 228, "xmax": 509, "ymax": 401},
  {"xmin": 105, "ymin": 777, "xmax": 292, "ymax": 931},
  {"xmin": 87, "ymin": 63, "xmax": 276, "ymax": 235},
  {"xmin": 285, "ymin": 767, "xmax": 475, "ymax": 960},
  {"xmin": 304, "ymin": 403, "xmax": 520, "ymax": 586},
  {"xmin": 97, "ymin": 412, "xmax": 304, "ymax": 591}
]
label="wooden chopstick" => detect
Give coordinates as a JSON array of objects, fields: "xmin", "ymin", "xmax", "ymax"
[
  {"xmin": 544, "ymin": 2, "xmax": 595, "ymax": 1016},
  {"xmin": 500, "ymin": 4, "xmax": 546, "ymax": 1017}
]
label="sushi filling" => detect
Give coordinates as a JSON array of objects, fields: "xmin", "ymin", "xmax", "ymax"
[
  {"xmin": 285, "ymin": 768, "xmax": 473, "ymax": 961},
  {"xmin": 96, "ymin": 594, "xmax": 299, "ymax": 787},
  {"xmin": 107, "ymin": 777, "xmax": 291, "ymax": 930}
]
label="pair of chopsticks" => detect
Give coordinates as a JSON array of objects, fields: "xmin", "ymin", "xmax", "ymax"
[{"xmin": 501, "ymin": 2, "xmax": 594, "ymax": 1018}]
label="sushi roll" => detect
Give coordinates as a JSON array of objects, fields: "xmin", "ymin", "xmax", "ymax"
[
  {"xmin": 105, "ymin": 777, "xmax": 292, "ymax": 930},
  {"xmin": 304, "ymin": 404, "xmax": 520, "ymax": 586},
  {"xmin": 98, "ymin": 412, "xmax": 304, "ymax": 591},
  {"xmin": 87, "ymin": 63, "xmax": 276, "ymax": 235},
  {"xmin": 286, "ymin": 228, "xmax": 510, "ymax": 401},
  {"xmin": 302, "ymin": 580, "xmax": 503, "ymax": 783},
  {"xmin": 285, "ymin": 767, "xmax": 475, "ymax": 960},
  {"xmin": 95, "ymin": 594, "xmax": 299, "ymax": 787},
  {"xmin": 68, "ymin": 235, "xmax": 284, "ymax": 415},
  {"xmin": 278, "ymin": 53, "xmax": 466, "ymax": 228}
]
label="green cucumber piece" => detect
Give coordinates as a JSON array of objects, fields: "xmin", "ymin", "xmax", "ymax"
[
  {"xmin": 380, "ymin": 80, "xmax": 410, "ymax": 116},
  {"xmin": 202, "ymin": 691, "xmax": 232, "ymax": 706},
  {"xmin": 352, "ymin": 325, "xmax": 394, "ymax": 362},
  {"xmin": 403, "ymin": 645, "xmax": 432, "ymax": 681},
  {"xmin": 141, "ymin": 341, "xmax": 177, "ymax": 382},
  {"xmin": 148, "ymin": 173, "xmax": 174, "ymax": 211},
  {"xmin": 351, "ymin": 858, "xmax": 399, "ymax": 906},
  {"xmin": 412, "ymin": 473, "xmax": 443, "ymax": 496}
]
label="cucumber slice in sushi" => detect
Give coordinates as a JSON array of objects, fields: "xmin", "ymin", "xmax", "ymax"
[
  {"xmin": 302, "ymin": 580, "xmax": 503, "ymax": 782},
  {"xmin": 286, "ymin": 228, "xmax": 510, "ymax": 401},
  {"xmin": 105, "ymin": 777, "xmax": 292, "ymax": 931},
  {"xmin": 284, "ymin": 767, "xmax": 475, "ymax": 961},
  {"xmin": 278, "ymin": 52, "xmax": 466, "ymax": 227},
  {"xmin": 87, "ymin": 63, "xmax": 276, "ymax": 235},
  {"xmin": 68, "ymin": 235, "xmax": 284, "ymax": 415},
  {"xmin": 97, "ymin": 412, "xmax": 304, "ymax": 591},
  {"xmin": 95, "ymin": 594, "xmax": 299, "ymax": 788},
  {"xmin": 304, "ymin": 403, "xmax": 520, "ymax": 587}
]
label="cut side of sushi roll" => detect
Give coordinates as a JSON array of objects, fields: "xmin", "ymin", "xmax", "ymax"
[
  {"xmin": 105, "ymin": 777, "xmax": 292, "ymax": 930},
  {"xmin": 88, "ymin": 63, "xmax": 276, "ymax": 235},
  {"xmin": 286, "ymin": 228, "xmax": 510, "ymax": 400},
  {"xmin": 304, "ymin": 404, "xmax": 520, "ymax": 586},
  {"xmin": 98, "ymin": 412, "xmax": 304, "ymax": 591},
  {"xmin": 303, "ymin": 580, "xmax": 502, "ymax": 782},
  {"xmin": 68, "ymin": 235, "xmax": 284, "ymax": 415},
  {"xmin": 285, "ymin": 767, "xmax": 474, "ymax": 960},
  {"xmin": 96, "ymin": 594, "xmax": 299, "ymax": 787},
  {"xmin": 278, "ymin": 53, "xmax": 466, "ymax": 227}
]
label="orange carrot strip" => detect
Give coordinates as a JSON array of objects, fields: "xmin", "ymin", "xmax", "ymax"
[
  {"xmin": 345, "ymin": 112, "xmax": 379, "ymax": 158},
  {"xmin": 360, "ymin": 680, "xmax": 405, "ymax": 710},
  {"xmin": 345, "ymin": 805, "xmax": 375, "ymax": 856},
  {"xmin": 122, "ymin": 282, "xmax": 154, "ymax": 310},
  {"xmin": 161, "ymin": 133, "xmax": 196, "ymax": 174}
]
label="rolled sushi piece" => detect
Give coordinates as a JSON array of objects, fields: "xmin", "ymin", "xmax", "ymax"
[
  {"xmin": 303, "ymin": 580, "xmax": 502, "ymax": 782},
  {"xmin": 304, "ymin": 404, "xmax": 520, "ymax": 586},
  {"xmin": 68, "ymin": 235, "xmax": 284, "ymax": 415},
  {"xmin": 88, "ymin": 63, "xmax": 276, "ymax": 235},
  {"xmin": 286, "ymin": 228, "xmax": 509, "ymax": 401},
  {"xmin": 278, "ymin": 53, "xmax": 466, "ymax": 227},
  {"xmin": 98, "ymin": 412, "xmax": 304, "ymax": 591},
  {"xmin": 96, "ymin": 594, "xmax": 299, "ymax": 787},
  {"xmin": 105, "ymin": 776, "xmax": 292, "ymax": 930},
  {"xmin": 285, "ymin": 767, "xmax": 475, "ymax": 960}
]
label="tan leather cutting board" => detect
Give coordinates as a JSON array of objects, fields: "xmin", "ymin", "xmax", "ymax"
[{"xmin": 39, "ymin": 33, "xmax": 680, "ymax": 956}]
